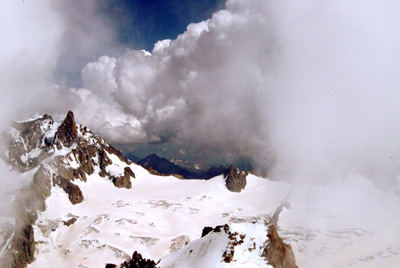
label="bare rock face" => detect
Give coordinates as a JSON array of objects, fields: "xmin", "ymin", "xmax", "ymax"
[
  {"xmin": 224, "ymin": 165, "xmax": 248, "ymax": 192},
  {"xmin": 0, "ymin": 166, "xmax": 53, "ymax": 268},
  {"xmin": 5, "ymin": 114, "xmax": 55, "ymax": 172},
  {"xmin": 111, "ymin": 167, "xmax": 134, "ymax": 189},
  {"xmin": 263, "ymin": 224, "xmax": 298, "ymax": 268},
  {"xmin": 73, "ymin": 146, "xmax": 95, "ymax": 176},
  {"xmin": 98, "ymin": 149, "xmax": 112, "ymax": 177},
  {"xmin": 0, "ymin": 223, "xmax": 35, "ymax": 268},
  {"xmin": 63, "ymin": 218, "xmax": 77, "ymax": 226},
  {"xmin": 107, "ymin": 251, "xmax": 158, "ymax": 268},
  {"xmin": 30, "ymin": 165, "xmax": 53, "ymax": 212},
  {"xmin": 201, "ymin": 226, "xmax": 214, "ymax": 237},
  {"xmin": 52, "ymin": 175, "xmax": 84, "ymax": 204},
  {"xmin": 54, "ymin": 110, "xmax": 78, "ymax": 148},
  {"xmin": 10, "ymin": 224, "xmax": 35, "ymax": 268}
]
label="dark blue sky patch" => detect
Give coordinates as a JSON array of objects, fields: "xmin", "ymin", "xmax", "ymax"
[{"xmin": 99, "ymin": 0, "xmax": 225, "ymax": 51}]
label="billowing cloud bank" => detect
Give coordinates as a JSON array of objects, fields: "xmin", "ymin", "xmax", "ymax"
[
  {"xmin": 0, "ymin": 0, "xmax": 120, "ymax": 123},
  {"xmin": 73, "ymin": 0, "xmax": 400, "ymax": 184},
  {"xmin": 2, "ymin": 0, "xmax": 400, "ymax": 185}
]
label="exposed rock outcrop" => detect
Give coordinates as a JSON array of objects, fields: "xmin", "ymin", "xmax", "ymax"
[
  {"xmin": 263, "ymin": 224, "xmax": 298, "ymax": 268},
  {"xmin": 52, "ymin": 175, "xmax": 84, "ymax": 204},
  {"xmin": 9, "ymin": 224, "xmax": 35, "ymax": 268},
  {"xmin": 0, "ymin": 166, "xmax": 53, "ymax": 268},
  {"xmin": 223, "ymin": 165, "xmax": 248, "ymax": 192},
  {"xmin": 54, "ymin": 110, "xmax": 78, "ymax": 148},
  {"xmin": 99, "ymin": 149, "xmax": 112, "ymax": 177},
  {"xmin": 5, "ymin": 114, "xmax": 55, "ymax": 172},
  {"xmin": 111, "ymin": 167, "xmax": 135, "ymax": 189},
  {"xmin": 30, "ymin": 165, "xmax": 53, "ymax": 212},
  {"xmin": 107, "ymin": 251, "xmax": 158, "ymax": 268},
  {"xmin": 201, "ymin": 226, "xmax": 214, "ymax": 237},
  {"xmin": 63, "ymin": 217, "xmax": 77, "ymax": 226}
]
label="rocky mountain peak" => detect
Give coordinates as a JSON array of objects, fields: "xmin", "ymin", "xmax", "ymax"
[
  {"xmin": 224, "ymin": 165, "xmax": 248, "ymax": 192},
  {"xmin": 5, "ymin": 111, "xmax": 136, "ymax": 190},
  {"xmin": 2, "ymin": 111, "xmax": 139, "ymax": 267},
  {"xmin": 54, "ymin": 110, "xmax": 78, "ymax": 148}
]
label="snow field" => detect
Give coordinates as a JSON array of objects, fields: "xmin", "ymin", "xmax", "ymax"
[{"xmin": 28, "ymin": 163, "xmax": 400, "ymax": 268}]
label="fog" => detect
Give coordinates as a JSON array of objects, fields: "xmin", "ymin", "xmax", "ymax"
[
  {"xmin": 1, "ymin": 0, "xmax": 400, "ymax": 187},
  {"xmin": 0, "ymin": 0, "xmax": 123, "ymax": 215}
]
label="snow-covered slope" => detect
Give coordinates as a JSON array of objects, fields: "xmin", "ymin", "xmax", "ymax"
[
  {"xmin": 1, "ymin": 111, "xmax": 137, "ymax": 267},
  {"xmin": 2, "ymin": 111, "xmax": 400, "ymax": 268},
  {"xmin": 29, "ymin": 166, "xmax": 400, "ymax": 268},
  {"xmin": 279, "ymin": 175, "xmax": 400, "ymax": 268},
  {"xmin": 2, "ymin": 111, "xmax": 296, "ymax": 268},
  {"xmin": 29, "ymin": 169, "xmax": 289, "ymax": 267},
  {"xmin": 159, "ymin": 221, "xmax": 283, "ymax": 268}
]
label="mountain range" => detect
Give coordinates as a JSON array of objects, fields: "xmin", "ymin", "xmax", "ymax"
[
  {"xmin": 0, "ymin": 111, "xmax": 297, "ymax": 268},
  {"xmin": 2, "ymin": 111, "xmax": 400, "ymax": 268},
  {"xmin": 129, "ymin": 153, "xmax": 227, "ymax": 180}
]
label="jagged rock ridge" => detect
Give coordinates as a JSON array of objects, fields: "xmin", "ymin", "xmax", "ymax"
[
  {"xmin": 7, "ymin": 111, "xmax": 136, "ymax": 189},
  {"xmin": 1, "ymin": 111, "xmax": 136, "ymax": 268}
]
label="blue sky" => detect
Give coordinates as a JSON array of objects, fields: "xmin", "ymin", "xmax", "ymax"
[{"xmin": 100, "ymin": 0, "xmax": 225, "ymax": 51}]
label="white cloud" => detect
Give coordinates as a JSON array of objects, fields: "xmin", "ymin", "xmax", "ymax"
[
  {"xmin": 81, "ymin": 56, "xmax": 118, "ymax": 100},
  {"xmin": 76, "ymin": 0, "xmax": 400, "ymax": 185},
  {"xmin": 0, "ymin": 0, "xmax": 63, "ymax": 124},
  {"xmin": 0, "ymin": 0, "xmax": 123, "ymax": 119},
  {"xmin": 2, "ymin": 0, "xmax": 400, "ymax": 185}
]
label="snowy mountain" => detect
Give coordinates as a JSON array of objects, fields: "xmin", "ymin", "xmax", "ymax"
[
  {"xmin": 2, "ymin": 111, "xmax": 400, "ymax": 268},
  {"xmin": 0, "ymin": 111, "xmax": 297, "ymax": 268},
  {"xmin": 1, "ymin": 111, "xmax": 138, "ymax": 267}
]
